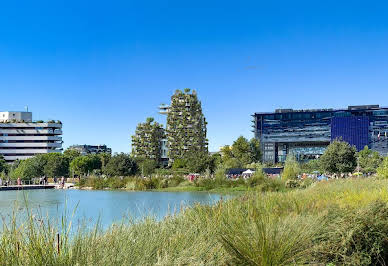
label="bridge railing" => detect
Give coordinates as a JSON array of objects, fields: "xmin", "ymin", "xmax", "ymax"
[{"xmin": 0, "ymin": 179, "xmax": 50, "ymax": 186}]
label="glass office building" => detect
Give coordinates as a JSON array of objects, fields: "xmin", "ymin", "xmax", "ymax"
[{"xmin": 252, "ymin": 105, "xmax": 388, "ymax": 163}]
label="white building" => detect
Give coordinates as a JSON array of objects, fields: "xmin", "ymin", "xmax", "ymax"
[{"xmin": 0, "ymin": 111, "xmax": 63, "ymax": 163}]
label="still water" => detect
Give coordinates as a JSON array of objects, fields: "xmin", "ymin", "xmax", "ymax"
[{"xmin": 0, "ymin": 189, "xmax": 225, "ymax": 228}]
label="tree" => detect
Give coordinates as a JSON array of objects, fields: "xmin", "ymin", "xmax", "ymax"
[
  {"xmin": 44, "ymin": 153, "xmax": 69, "ymax": 178},
  {"xmin": 301, "ymin": 159, "xmax": 322, "ymax": 174},
  {"xmin": 220, "ymin": 145, "xmax": 233, "ymax": 161},
  {"xmin": 357, "ymin": 146, "xmax": 383, "ymax": 174},
  {"xmin": 0, "ymin": 155, "xmax": 8, "ymax": 174},
  {"xmin": 70, "ymin": 154, "xmax": 101, "ymax": 177},
  {"xmin": 249, "ymin": 138, "xmax": 262, "ymax": 162},
  {"xmin": 34, "ymin": 154, "xmax": 49, "ymax": 176},
  {"xmin": 282, "ymin": 155, "xmax": 301, "ymax": 180},
  {"xmin": 10, "ymin": 159, "xmax": 37, "ymax": 180},
  {"xmin": 223, "ymin": 157, "xmax": 243, "ymax": 169},
  {"xmin": 132, "ymin": 117, "xmax": 165, "ymax": 164},
  {"xmin": 231, "ymin": 136, "xmax": 252, "ymax": 166},
  {"xmin": 104, "ymin": 153, "xmax": 138, "ymax": 177},
  {"xmin": 172, "ymin": 158, "xmax": 187, "ymax": 170},
  {"xmin": 185, "ymin": 152, "xmax": 214, "ymax": 173},
  {"xmin": 98, "ymin": 152, "xmax": 111, "ymax": 173},
  {"xmin": 10, "ymin": 154, "xmax": 46, "ymax": 180},
  {"xmin": 320, "ymin": 140, "xmax": 357, "ymax": 174},
  {"xmin": 63, "ymin": 149, "xmax": 81, "ymax": 162},
  {"xmin": 166, "ymin": 89, "xmax": 208, "ymax": 161},
  {"xmin": 377, "ymin": 157, "xmax": 388, "ymax": 179},
  {"xmin": 135, "ymin": 157, "xmax": 158, "ymax": 176},
  {"xmin": 222, "ymin": 136, "xmax": 261, "ymax": 167}
]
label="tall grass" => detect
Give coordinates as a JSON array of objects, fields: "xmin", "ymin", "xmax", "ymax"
[{"xmin": 1, "ymin": 178, "xmax": 388, "ymax": 265}]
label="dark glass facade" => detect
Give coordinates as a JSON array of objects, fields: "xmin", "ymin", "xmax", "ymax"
[
  {"xmin": 331, "ymin": 116, "xmax": 369, "ymax": 151},
  {"xmin": 252, "ymin": 105, "xmax": 388, "ymax": 163}
]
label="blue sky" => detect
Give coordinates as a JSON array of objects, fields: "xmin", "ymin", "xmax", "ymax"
[{"xmin": 1, "ymin": 0, "xmax": 388, "ymax": 153}]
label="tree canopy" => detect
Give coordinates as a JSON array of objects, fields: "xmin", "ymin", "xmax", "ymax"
[
  {"xmin": 377, "ymin": 157, "xmax": 388, "ymax": 179},
  {"xmin": 104, "ymin": 153, "xmax": 138, "ymax": 177},
  {"xmin": 357, "ymin": 146, "xmax": 383, "ymax": 174},
  {"xmin": 0, "ymin": 155, "xmax": 8, "ymax": 174},
  {"xmin": 70, "ymin": 154, "xmax": 102, "ymax": 176},
  {"xmin": 220, "ymin": 136, "xmax": 262, "ymax": 168},
  {"xmin": 320, "ymin": 140, "xmax": 357, "ymax": 174}
]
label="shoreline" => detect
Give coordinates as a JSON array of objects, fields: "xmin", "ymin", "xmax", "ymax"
[{"xmin": 76, "ymin": 185, "xmax": 248, "ymax": 194}]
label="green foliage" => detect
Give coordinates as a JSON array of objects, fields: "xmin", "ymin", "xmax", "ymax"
[
  {"xmin": 80, "ymin": 177, "xmax": 132, "ymax": 190},
  {"xmin": 357, "ymin": 146, "xmax": 383, "ymax": 174},
  {"xmin": 282, "ymin": 155, "xmax": 301, "ymax": 180},
  {"xmin": 4, "ymin": 178, "xmax": 388, "ymax": 265},
  {"xmin": 10, "ymin": 159, "xmax": 36, "ymax": 180},
  {"xmin": 223, "ymin": 158, "xmax": 243, "ymax": 169},
  {"xmin": 300, "ymin": 159, "xmax": 322, "ymax": 174},
  {"xmin": 185, "ymin": 152, "xmax": 218, "ymax": 174},
  {"xmin": 98, "ymin": 152, "xmax": 111, "ymax": 172},
  {"xmin": 220, "ymin": 145, "xmax": 233, "ymax": 160},
  {"xmin": 249, "ymin": 137, "xmax": 262, "ymax": 162},
  {"xmin": 247, "ymin": 163, "xmax": 265, "ymax": 187},
  {"xmin": 70, "ymin": 154, "xmax": 102, "ymax": 176},
  {"xmin": 231, "ymin": 136, "xmax": 252, "ymax": 166},
  {"xmin": 0, "ymin": 155, "xmax": 8, "ymax": 174},
  {"xmin": 131, "ymin": 117, "xmax": 165, "ymax": 164},
  {"xmin": 136, "ymin": 158, "xmax": 158, "ymax": 176},
  {"xmin": 167, "ymin": 89, "xmax": 208, "ymax": 161},
  {"xmin": 63, "ymin": 148, "xmax": 81, "ymax": 162},
  {"xmin": 221, "ymin": 137, "xmax": 262, "ymax": 167},
  {"xmin": 377, "ymin": 157, "xmax": 388, "ymax": 179},
  {"xmin": 313, "ymin": 201, "xmax": 388, "ymax": 265},
  {"xmin": 171, "ymin": 158, "xmax": 187, "ymax": 170},
  {"xmin": 10, "ymin": 153, "xmax": 72, "ymax": 179},
  {"xmin": 320, "ymin": 140, "xmax": 357, "ymax": 174},
  {"xmin": 104, "ymin": 153, "xmax": 138, "ymax": 177},
  {"xmin": 43, "ymin": 153, "xmax": 69, "ymax": 178},
  {"xmin": 168, "ymin": 175, "xmax": 185, "ymax": 187}
]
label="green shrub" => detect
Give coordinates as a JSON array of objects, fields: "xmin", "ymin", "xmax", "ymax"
[
  {"xmin": 168, "ymin": 175, "xmax": 185, "ymax": 187},
  {"xmin": 195, "ymin": 178, "xmax": 217, "ymax": 190},
  {"xmin": 285, "ymin": 179, "xmax": 300, "ymax": 188},
  {"xmin": 377, "ymin": 157, "xmax": 388, "ymax": 179},
  {"xmin": 282, "ymin": 155, "xmax": 301, "ymax": 180},
  {"xmin": 256, "ymin": 178, "xmax": 285, "ymax": 192},
  {"xmin": 313, "ymin": 201, "xmax": 388, "ymax": 265},
  {"xmin": 220, "ymin": 204, "xmax": 322, "ymax": 265},
  {"xmin": 108, "ymin": 177, "xmax": 125, "ymax": 189}
]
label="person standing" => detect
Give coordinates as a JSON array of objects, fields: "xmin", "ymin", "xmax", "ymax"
[{"xmin": 17, "ymin": 177, "xmax": 21, "ymax": 186}]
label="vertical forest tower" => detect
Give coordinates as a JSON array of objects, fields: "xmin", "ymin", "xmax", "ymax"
[{"xmin": 160, "ymin": 89, "xmax": 208, "ymax": 162}]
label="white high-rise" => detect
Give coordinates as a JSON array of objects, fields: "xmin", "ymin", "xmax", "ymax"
[{"xmin": 0, "ymin": 111, "xmax": 63, "ymax": 163}]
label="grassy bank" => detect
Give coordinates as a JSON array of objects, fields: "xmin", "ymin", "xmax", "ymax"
[
  {"xmin": 77, "ymin": 175, "xmax": 288, "ymax": 193},
  {"xmin": 2, "ymin": 178, "xmax": 388, "ymax": 265}
]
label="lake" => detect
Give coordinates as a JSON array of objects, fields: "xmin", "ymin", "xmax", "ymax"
[{"xmin": 0, "ymin": 189, "xmax": 226, "ymax": 229}]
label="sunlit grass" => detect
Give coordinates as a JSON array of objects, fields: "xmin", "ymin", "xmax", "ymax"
[{"xmin": 1, "ymin": 178, "xmax": 388, "ymax": 265}]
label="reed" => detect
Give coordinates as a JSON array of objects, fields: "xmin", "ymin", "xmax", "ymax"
[{"xmin": 1, "ymin": 178, "xmax": 388, "ymax": 265}]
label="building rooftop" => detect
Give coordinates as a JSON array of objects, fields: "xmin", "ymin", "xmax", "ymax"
[
  {"xmin": 253, "ymin": 105, "xmax": 387, "ymax": 116},
  {"xmin": 0, "ymin": 111, "xmax": 61, "ymax": 124},
  {"xmin": 0, "ymin": 111, "xmax": 32, "ymax": 122}
]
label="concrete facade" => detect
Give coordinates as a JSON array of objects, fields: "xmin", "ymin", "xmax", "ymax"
[
  {"xmin": 0, "ymin": 111, "xmax": 63, "ymax": 163},
  {"xmin": 0, "ymin": 111, "xmax": 32, "ymax": 122}
]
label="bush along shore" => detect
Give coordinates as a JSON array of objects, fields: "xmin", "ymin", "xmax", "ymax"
[
  {"xmin": 2, "ymin": 178, "xmax": 388, "ymax": 265},
  {"xmin": 76, "ymin": 174, "xmax": 289, "ymax": 193}
]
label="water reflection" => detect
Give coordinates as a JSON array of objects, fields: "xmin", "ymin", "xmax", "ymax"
[{"xmin": 0, "ymin": 189, "xmax": 225, "ymax": 228}]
